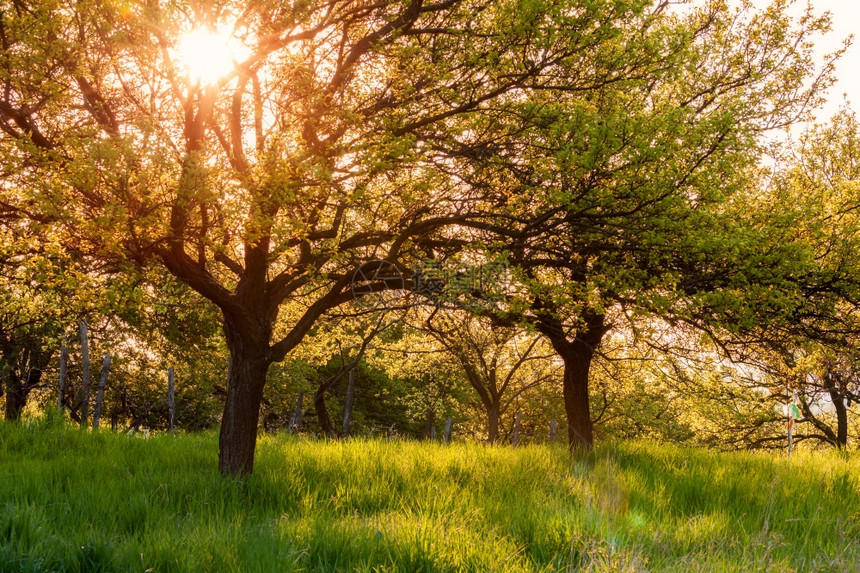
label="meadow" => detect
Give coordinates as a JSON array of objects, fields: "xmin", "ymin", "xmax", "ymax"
[{"xmin": 1, "ymin": 416, "xmax": 858, "ymax": 572}]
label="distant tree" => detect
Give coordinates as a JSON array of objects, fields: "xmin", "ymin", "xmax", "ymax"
[
  {"xmin": 612, "ymin": 327, "xmax": 859, "ymax": 451},
  {"xmin": 784, "ymin": 347, "xmax": 859, "ymax": 450},
  {"xmin": 366, "ymin": 321, "xmax": 472, "ymax": 439},
  {"xmin": 0, "ymin": 229, "xmax": 77, "ymax": 419},
  {"xmin": 739, "ymin": 108, "xmax": 860, "ymax": 450},
  {"xmin": 91, "ymin": 269, "xmax": 227, "ymax": 433},
  {"xmin": 585, "ymin": 326, "xmax": 696, "ymax": 444},
  {"xmin": 422, "ymin": 310, "xmax": 558, "ymax": 444},
  {"xmin": 0, "ymin": 322, "xmax": 55, "ymax": 420}
]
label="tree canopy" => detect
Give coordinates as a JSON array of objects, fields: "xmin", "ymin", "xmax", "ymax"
[{"xmin": 0, "ymin": 0, "xmax": 850, "ymax": 473}]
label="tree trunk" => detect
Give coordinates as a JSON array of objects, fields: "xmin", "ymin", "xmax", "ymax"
[
  {"xmin": 289, "ymin": 390, "xmax": 303, "ymax": 431},
  {"xmin": 560, "ymin": 351, "xmax": 594, "ymax": 449},
  {"xmin": 342, "ymin": 368, "xmax": 355, "ymax": 437},
  {"xmin": 92, "ymin": 354, "xmax": 110, "ymax": 430},
  {"xmin": 58, "ymin": 346, "xmax": 68, "ymax": 410},
  {"xmin": 824, "ymin": 374, "xmax": 849, "ymax": 449},
  {"xmin": 168, "ymin": 367, "xmax": 176, "ymax": 434},
  {"xmin": 80, "ymin": 321, "xmax": 91, "ymax": 427},
  {"xmin": 487, "ymin": 403, "xmax": 500, "ymax": 444},
  {"xmin": 835, "ymin": 400, "xmax": 848, "ymax": 449},
  {"xmin": 443, "ymin": 417, "xmax": 453, "ymax": 444},
  {"xmin": 314, "ymin": 385, "xmax": 336, "ymax": 437},
  {"xmin": 511, "ymin": 409, "xmax": 522, "ymax": 446},
  {"xmin": 218, "ymin": 335, "xmax": 270, "ymax": 476},
  {"xmin": 423, "ymin": 405, "xmax": 435, "ymax": 440},
  {"xmin": 539, "ymin": 310, "xmax": 606, "ymax": 451},
  {"xmin": 4, "ymin": 371, "xmax": 26, "ymax": 420},
  {"xmin": 4, "ymin": 365, "xmax": 47, "ymax": 421}
]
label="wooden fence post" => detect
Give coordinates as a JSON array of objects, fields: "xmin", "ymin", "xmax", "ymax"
[
  {"xmin": 512, "ymin": 410, "xmax": 522, "ymax": 446},
  {"xmin": 57, "ymin": 345, "xmax": 68, "ymax": 411},
  {"xmin": 550, "ymin": 419, "xmax": 557, "ymax": 443},
  {"xmin": 423, "ymin": 407, "xmax": 435, "ymax": 440},
  {"xmin": 80, "ymin": 322, "xmax": 91, "ymax": 427},
  {"xmin": 342, "ymin": 369, "xmax": 355, "ymax": 437},
  {"xmin": 443, "ymin": 418, "xmax": 453, "ymax": 444},
  {"xmin": 92, "ymin": 354, "xmax": 110, "ymax": 429},
  {"xmin": 290, "ymin": 391, "xmax": 304, "ymax": 431},
  {"xmin": 168, "ymin": 367, "xmax": 176, "ymax": 434}
]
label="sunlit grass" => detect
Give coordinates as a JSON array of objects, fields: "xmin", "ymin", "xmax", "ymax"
[{"xmin": 0, "ymin": 414, "xmax": 858, "ymax": 571}]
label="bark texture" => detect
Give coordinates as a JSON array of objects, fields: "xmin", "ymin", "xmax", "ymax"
[
  {"xmin": 218, "ymin": 315, "xmax": 272, "ymax": 476},
  {"xmin": 538, "ymin": 310, "xmax": 606, "ymax": 450}
]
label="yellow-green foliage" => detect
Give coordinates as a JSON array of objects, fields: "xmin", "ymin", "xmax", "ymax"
[{"xmin": 1, "ymin": 416, "xmax": 858, "ymax": 572}]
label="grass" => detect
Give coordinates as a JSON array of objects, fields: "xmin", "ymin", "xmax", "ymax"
[{"xmin": 0, "ymin": 415, "xmax": 858, "ymax": 572}]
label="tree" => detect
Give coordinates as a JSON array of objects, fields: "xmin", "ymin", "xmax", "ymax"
[
  {"xmin": 0, "ymin": 225, "xmax": 78, "ymax": 420},
  {"xmin": 422, "ymin": 310, "xmax": 558, "ymax": 444},
  {"xmin": 365, "ymin": 320, "xmax": 472, "ymax": 439},
  {"xmin": 758, "ymin": 346, "xmax": 860, "ymax": 450},
  {"xmin": 745, "ymin": 107, "xmax": 860, "ymax": 449},
  {"xmin": 0, "ymin": 277, "xmax": 57, "ymax": 420},
  {"xmin": 802, "ymin": 350, "xmax": 859, "ymax": 449},
  {"xmin": 431, "ymin": 0, "xmax": 838, "ymax": 449},
  {"xmin": 88, "ymin": 267, "xmax": 227, "ymax": 432},
  {"xmin": 583, "ymin": 327, "xmax": 696, "ymax": 444}
]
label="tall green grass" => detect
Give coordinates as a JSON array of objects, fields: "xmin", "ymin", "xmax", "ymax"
[{"xmin": 1, "ymin": 415, "xmax": 858, "ymax": 572}]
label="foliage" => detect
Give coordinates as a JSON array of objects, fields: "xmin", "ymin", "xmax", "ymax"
[
  {"xmin": 0, "ymin": 229, "xmax": 85, "ymax": 419},
  {"xmin": 420, "ymin": 309, "xmax": 561, "ymax": 444},
  {"xmin": 705, "ymin": 107, "xmax": 860, "ymax": 450},
  {"xmin": 10, "ymin": 0, "xmax": 735, "ymax": 471},
  {"xmin": 589, "ymin": 333, "xmax": 696, "ymax": 445},
  {"xmin": 0, "ymin": 0, "xmax": 852, "ymax": 472},
  {"xmin": 365, "ymin": 317, "xmax": 486, "ymax": 440},
  {"xmin": 418, "ymin": 0, "xmax": 842, "ymax": 449}
]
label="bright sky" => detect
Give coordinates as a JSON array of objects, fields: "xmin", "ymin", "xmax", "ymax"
[{"xmin": 754, "ymin": 0, "xmax": 859, "ymax": 124}]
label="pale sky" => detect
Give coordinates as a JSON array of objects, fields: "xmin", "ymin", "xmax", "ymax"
[{"xmin": 754, "ymin": 0, "xmax": 859, "ymax": 124}]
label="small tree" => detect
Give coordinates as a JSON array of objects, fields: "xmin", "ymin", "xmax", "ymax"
[{"xmin": 423, "ymin": 310, "xmax": 558, "ymax": 444}]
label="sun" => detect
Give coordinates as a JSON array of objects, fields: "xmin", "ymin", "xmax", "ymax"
[{"xmin": 173, "ymin": 26, "xmax": 250, "ymax": 86}]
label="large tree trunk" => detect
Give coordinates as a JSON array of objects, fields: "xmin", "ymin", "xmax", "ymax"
[
  {"xmin": 559, "ymin": 346, "xmax": 595, "ymax": 449},
  {"xmin": 218, "ymin": 328, "xmax": 271, "ymax": 477},
  {"xmin": 538, "ymin": 310, "xmax": 606, "ymax": 451},
  {"xmin": 487, "ymin": 401, "xmax": 500, "ymax": 444}
]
